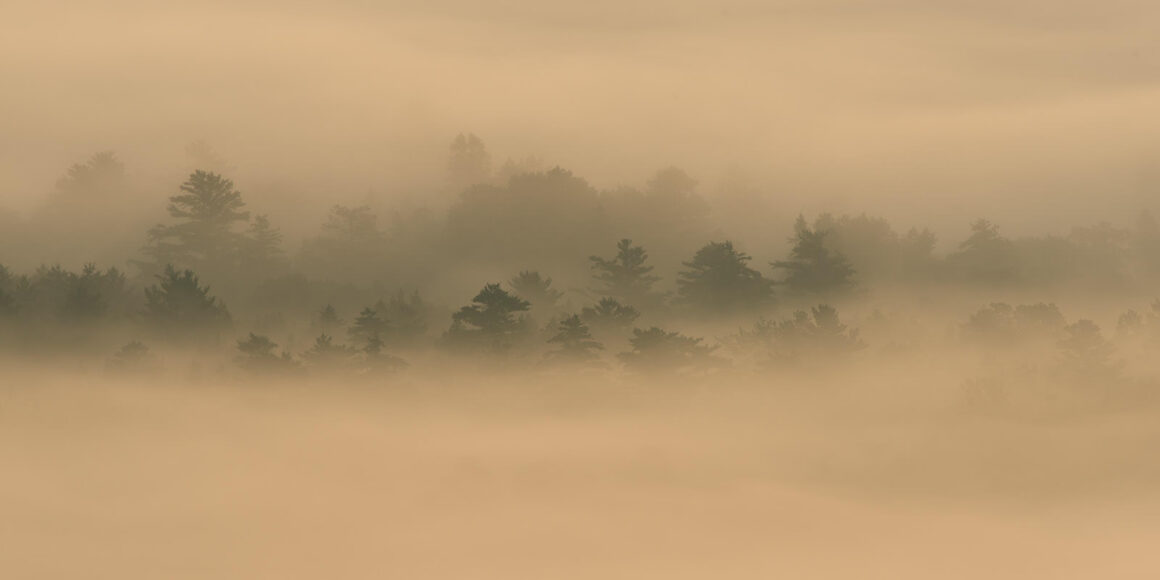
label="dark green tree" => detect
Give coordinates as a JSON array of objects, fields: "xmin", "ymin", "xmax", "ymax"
[
  {"xmin": 1057, "ymin": 320, "xmax": 1120, "ymax": 383},
  {"xmin": 444, "ymin": 283, "xmax": 531, "ymax": 353},
  {"xmin": 545, "ymin": 314, "xmax": 603, "ymax": 363},
  {"xmin": 509, "ymin": 270, "xmax": 564, "ymax": 311},
  {"xmin": 141, "ymin": 171, "xmax": 251, "ymax": 275},
  {"xmin": 448, "ymin": 133, "xmax": 492, "ymax": 190},
  {"xmin": 301, "ymin": 334, "xmax": 358, "ymax": 372},
  {"xmin": 618, "ymin": 326, "xmax": 723, "ymax": 375},
  {"xmin": 348, "ymin": 306, "xmax": 389, "ymax": 352},
  {"xmin": 106, "ymin": 341, "xmax": 159, "ymax": 373},
  {"xmin": 377, "ymin": 290, "xmax": 430, "ymax": 346},
  {"xmin": 143, "ymin": 265, "xmax": 231, "ymax": 340},
  {"xmin": 677, "ymin": 241, "xmax": 773, "ymax": 314},
  {"xmin": 945, "ymin": 219, "xmax": 1020, "ymax": 285},
  {"xmin": 589, "ymin": 239, "xmax": 661, "ymax": 307},
  {"xmin": 580, "ymin": 297, "xmax": 640, "ymax": 330},
  {"xmin": 735, "ymin": 305, "xmax": 865, "ymax": 366},
  {"xmin": 311, "ymin": 304, "xmax": 343, "ymax": 336},
  {"xmin": 772, "ymin": 216, "xmax": 856, "ymax": 298},
  {"xmin": 236, "ymin": 333, "xmax": 296, "ymax": 373},
  {"xmin": 240, "ymin": 214, "xmax": 286, "ymax": 276}
]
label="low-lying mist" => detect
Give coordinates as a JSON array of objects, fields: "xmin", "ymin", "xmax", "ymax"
[
  {"xmin": 6, "ymin": 0, "xmax": 1160, "ymax": 576},
  {"xmin": 4, "ymin": 367, "xmax": 1160, "ymax": 579}
]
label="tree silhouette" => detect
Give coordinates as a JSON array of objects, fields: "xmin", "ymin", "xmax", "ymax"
[
  {"xmin": 311, "ymin": 304, "xmax": 343, "ymax": 336},
  {"xmin": 580, "ymin": 297, "xmax": 640, "ymax": 330},
  {"xmin": 448, "ymin": 133, "xmax": 492, "ymax": 189},
  {"xmin": 509, "ymin": 270, "xmax": 564, "ymax": 311},
  {"xmin": 54, "ymin": 151, "xmax": 126, "ymax": 200},
  {"xmin": 348, "ymin": 306, "xmax": 389, "ymax": 352},
  {"xmin": 772, "ymin": 216, "xmax": 856, "ymax": 298},
  {"xmin": 589, "ymin": 238, "xmax": 661, "ymax": 307},
  {"xmin": 677, "ymin": 241, "xmax": 773, "ymax": 314},
  {"xmin": 240, "ymin": 214, "xmax": 285, "ymax": 276},
  {"xmin": 1057, "ymin": 320, "xmax": 1120, "ymax": 384},
  {"xmin": 299, "ymin": 205, "xmax": 386, "ymax": 283},
  {"xmin": 236, "ymin": 333, "xmax": 296, "ymax": 373},
  {"xmin": 946, "ymin": 219, "xmax": 1020, "ymax": 285},
  {"xmin": 106, "ymin": 340, "xmax": 159, "ymax": 373},
  {"xmin": 545, "ymin": 314, "xmax": 603, "ymax": 363},
  {"xmin": 377, "ymin": 290, "xmax": 430, "ymax": 346},
  {"xmin": 618, "ymin": 326, "xmax": 722, "ymax": 375},
  {"xmin": 444, "ymin": 283, "xmax": 531, "ymax": 353},
  {"xmin": 143, "ymin": 265, "xmax": 230, "ymax": 340},
  {"xmin": 301, "ymin": 333, "xmax": 358, "ymax": 371},
  {"xmin": 736, "ymin": 305, "xmax": 865, "ymax": 366},
  {"xmin": 141, "ymin": 171, "xmax": 251, "ymax": 275}
]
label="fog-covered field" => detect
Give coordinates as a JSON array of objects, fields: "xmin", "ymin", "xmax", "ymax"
[
  {"xmin": 4, "ymin": 367, "xmax": 1160, "ymax": 579},
  {"xmin": 6, "ymin": 0, "xmax": 1160, "ymax": 576}
]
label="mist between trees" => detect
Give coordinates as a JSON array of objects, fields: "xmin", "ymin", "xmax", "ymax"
[{"xmin": 4, "ymin": 135, "xmax": 1160, "ymax": 413}]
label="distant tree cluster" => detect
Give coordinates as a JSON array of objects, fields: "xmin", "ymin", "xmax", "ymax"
[{"xmin": 6, "ymin": 137, "xmax": 1160, "ymax": 410}]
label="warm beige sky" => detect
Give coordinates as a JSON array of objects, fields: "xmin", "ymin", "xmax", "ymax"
[{"xmin": 3, "ymin": 0, "xmax": 1158, "ymax": 232}]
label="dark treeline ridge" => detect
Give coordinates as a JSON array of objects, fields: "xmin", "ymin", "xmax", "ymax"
[{"xmin": 4, "ymin": 136, "xmax": 1160, "ymax": 412}]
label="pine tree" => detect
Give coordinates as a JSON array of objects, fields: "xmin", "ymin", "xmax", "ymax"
[
  {"xmin": 143, "ymin": 265, "xmax": 230, "ymax": 340},
  {"xmin": 580, "ymin": 297, "xmax": 640, "ymax": 330},
  {"xmin": 448, "ymin": 133, "xmax": 492, "ymax": 189},
  {"xmin": 444, "ymin": 283, "xmax": 531, "ymax": 353},
  {"xmin": 618, "ymin": 326, "xmax": 722, "ymax": 374},
  {"xmin": 589, "ymin": 239, "xmax": 661, "ymax": 307},
  {"xmin": 141, "ymin": 171, "xmax": 250, "ymax": 275},
  {"xmin": 236, "ymin": 333, "xmax": 295, "ymax": 373},
  {"xmin": 301, "ymin": 334, "xmax": 357, "ymax": 371},
  {"xmin": 545, "ymin": 314, "xmax": 603, "ymax": 363},
  {"xmin": 509, "ymin": 270, "xmax": 564, "ymax": 311},
  {"xmin": 677, "ymin": 241, "xmax": 772, "ymax": 314},
  {"xmin": 348, "ymin": 306, "xmax": 389, "ymax": 352},
  {"xmin": 772, "ymin": 216, "xmax": 856, "ymax": 298}
]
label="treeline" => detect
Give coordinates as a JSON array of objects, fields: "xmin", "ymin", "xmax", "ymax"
[{"xmin": 4, "ymin": 138, "xmax": 1160, "ymax": 410}]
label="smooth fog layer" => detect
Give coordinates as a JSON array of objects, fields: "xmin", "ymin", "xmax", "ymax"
[
  {"xmin": 4, "ymin": 373, "xmax": 1160, "ymax": 579},
  {"xmin": 4, "ymin": 0, "xmax": 1160, "ymax": 232},
  {"xmin": 5, "ymin": 2, "xmax": 1160, "ymax": 578}
]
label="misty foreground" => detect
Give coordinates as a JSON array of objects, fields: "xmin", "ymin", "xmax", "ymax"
[{"xmin": 3, "ymin": 368, "xmax": 1159, "ymax": 579}]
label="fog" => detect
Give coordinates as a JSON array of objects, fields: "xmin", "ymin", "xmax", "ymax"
[
  {"xmin": 5, "ymin": 0, "xmax": 1160, "ymax": 231},
  {"xmin": 4, "ymin": 1, "xmax": 1160, "ymax": 577}
]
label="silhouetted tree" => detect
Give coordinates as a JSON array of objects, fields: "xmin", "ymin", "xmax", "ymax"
[
  {"xmin": 589, "ymin": 239, "xmax": 661, "ymax": 307},
  {"xmin": 580, "ymin": 297, "xmax": 640, "ymax": 330},
  {"xmin": 945, "ymin": 219, "xmax": 1019, "ymax": 285},
  {"xmin": 447, "ymin": 167, "xmax": 607, "ymax": 268},
  {"xmin": 143, "ymin": 265, "xmax": 230, "ymax": 340},
  {"xmin": 1057, "ymin": 320, "xmax": 1120, "ymax": 384},
  {"xmin": 311, "ymin": 304, "xmax": 343, "ymax": 336},
  {"xmin": 545, "ymin": 314, "xmax": 603, "ymax": 363},
  {"xmin": 618, "ymin": 326, "xmax": 722, "ymax": 374},
  {"xmin": 54, "ymin": 151, "xmax": 126, "ymax": 200},
  {"xmin": 509, "ymin": 270, "xmax": 563, "ymax": 311},
  {"xmin": 301, "ymin": 334, "xmax": 358, "ymax": 372},
  {"xmin": 677, "ymin": 241, "xmax": 773, "ymax": 314},
  {"xmin": 772, "ymin": 216, "xmax": 856, "ymax": 298},
  {"xmin": 106, "ymin": 341, "xmax": 159, "ymax": 373},
  {"xmin": 448, "ymin": 133, "xmax": 492, "ymax": 189},
  {"xmin": 377, "ymin": 290, "xmax": 430, "ymax": 346},
  {"xmin": 300, "ymin": 205, "xmax": 385, "ymax": 283},
  {"xmin": 240, "ymin": 214, "xmax": 286, "ymax": 276},
  {"xmin": 141, "ymin": 171, "xmax": 251, "ymax": 276},
  {"xmin": 444, "ymin": 283, "xmax": 531, "ymax": 353},
  {"xmin": 236, "ymin": 333, "xmax": 296, "ymax": 373},
  {"xmin": 735, "ymin": 305, "xmax": 865, "ymax": 366},
  {"xmin": 348, "ymin": 306, "xmax": 389, "ymax": 352},
  {"xmin": 960, "ymin": 302, "xmax": 1066, "ymax": 346}
]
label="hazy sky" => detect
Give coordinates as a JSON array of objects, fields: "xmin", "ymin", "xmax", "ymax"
[{"xmin": 3, "ymin": 0, "xmax": 1158, "ymax": 232}]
